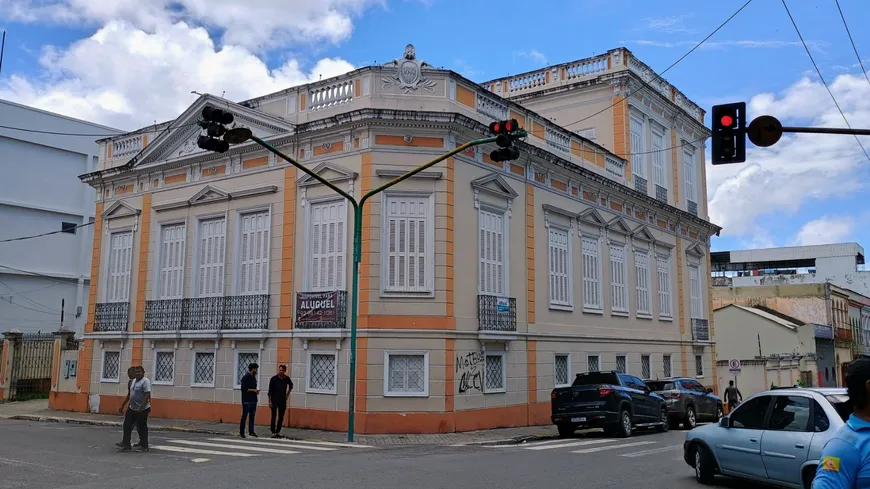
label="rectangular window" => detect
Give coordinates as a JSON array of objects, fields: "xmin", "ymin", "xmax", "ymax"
[
  {"xmin": 106, "ymin": 231, "xmax": 133, "ymax": 302},
  {"xmin": 308, "ymin": 200, "xmax": 346, "ymax": 291},
  {"xmin": 234, "ymin": 351, "xmax": 260, "ymax": 388},
  {"xmin": 157, "ymin": 223, "xmax": 186, "ymax": 300},
  {"xmin": 192, "ymin": 351, "xmax": 215, "ymax": 387},
  {"xmin": 383, "ymin": 196, "xmax": 432, "ymax": 294},
  {"xmin": 615, "ymin": 355, "xmax": 627, "ymax": 374},
  {"xmin": 689, "ymin": 265, "xmax": 702, "ymax": 319},
  {"xmin": 635, "ymin": 250, "xmax": 651, "ymax": 316},
  {"xmin": 385, "ymin": 352, "xmax": 429, "ymax": 396},
  {"xmin": 61, "ymin": 222, "xmax": 77, "ymax": 234},
  {"xmin": 307, "ymin": 352, "xmax": 338, "ymax": 394},
  {"xmin": 663, "ymin": 355, "xmax": 672, "ymax": 378},
  {"xmin": 657, "ymin": 256, "xmax": 672, "ymax": 318},
  {"xmin": 587, "ymin": 355, "xmax": 600, "ymax": 372},
  {"xmin": 630, "ymin": 115, "xmax": 646, "ymax": 178},
  {"xmin": 582, "ymin": 237, "xmax": 601, "ymax": 310},
  {"xmin": 153, "ymin": 350, "xmax": 175, "ymax": 385},
  {"xmin": 555, "ymin": 354, "xmax": 570, "ymax": 387},
  {"xmin": 641, "ymin": 355, "xmax": 651, "ymax": 379},
  {"xmin": 695, "ymin": 354, "xmax": 704, "ymax": 377},
  {"xmin": 197, "ymin": 217, "xmax": 226, "ymax": 297},
  {"xmin": 609, "ymin": 244, "xmax": 627, "ymax": 313},
  {"xmin": 651, "ymin": 127, "xmax": 667, "ymax": 188},
  {"xmin": 101, "ymin": 350, "xmax": 120, "ymax": 382},
  {"xmin": 605, "ymin": 157, "xmax": 625, "ymax": 179},
  {"xmin": 238, "ymin": 211, "xmax": 270, "ymax": 295},
  {"xmin": 478, "ymin": 208, "xmax": 506, "ymax": 296},
  {"xmin": 684, "ymin": 148, "xmax": 696, "ymax": 204},
  {"xmin": 579, "ymin": 128, "xmax": 596, "ymax": 141},
  {"xmin": 548, "ymin": 227, "xmax": 571, "ymax": 308},
  {"xmin": 484, "ymin": 352, "xmax": 506, "ymax": 393}
]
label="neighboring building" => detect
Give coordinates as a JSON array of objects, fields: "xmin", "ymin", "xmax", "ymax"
[
  {"xmin": 712, "ymin": 283, "xmax": 861, "ymax": 388},
  {"xmin": 711, "ymin": 243, "xmax": 870, "ymax": 295},
  {"xmin": 55, "ymin": 46, "xmax": 718, "ymax": 434},
  {"xmin": 0, "ymin": 99, "xmax": 122, "ymax": 335}
]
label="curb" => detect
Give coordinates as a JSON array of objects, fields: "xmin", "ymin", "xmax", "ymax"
[{"xmin": 464, "ymin": 434, "xmax": 559, "ymax": 446}]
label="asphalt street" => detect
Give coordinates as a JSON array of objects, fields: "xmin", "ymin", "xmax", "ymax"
[{"xmin": 0, "ymin": 420, "xmax": 771, "ymax": 489}]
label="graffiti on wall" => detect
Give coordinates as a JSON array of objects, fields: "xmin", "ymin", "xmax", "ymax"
[{"xmin": 456, "ymin": 351, "xmax": 484, "ymax": 394}]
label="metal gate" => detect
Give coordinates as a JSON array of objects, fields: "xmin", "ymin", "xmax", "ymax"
[{"xmin": 9, "ymin": 333, "xmax": 56, "ymax": 401}]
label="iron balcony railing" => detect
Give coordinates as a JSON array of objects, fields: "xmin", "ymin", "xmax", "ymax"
[
  {"xmin": 478, "ymin": 295, "xmax": 517, "ymax": 332},
  {"xmin": 295, "ymin": 290, "xmax": 348, "ymax": 329},
  {"xmin": 94, "ymin": 302, "xmax": 130, "ymax": 332},
  {"xmin": 692, "ymin": 318, "xmax": 710, "ymax": 341},
  {"xmin": 144, "ymin": 295, "xmax": 270, "ymax": 331}
]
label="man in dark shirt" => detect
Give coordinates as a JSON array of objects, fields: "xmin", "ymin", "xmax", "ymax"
[
  {"xmin": 268, "ymin": 365, "xmax": 293, "ymax": 438},
  {"xmin": 239, "ymin": 363, "xmax": 260, "ymax": 438},
  {"xmin": 725, "ymin": 380, "xmax": 742, "ymax": 412}
]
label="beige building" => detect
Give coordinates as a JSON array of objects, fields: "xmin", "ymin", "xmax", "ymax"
[{"xmin": 46, "ymin": 46, "xmax": 718, "ymax": 434}]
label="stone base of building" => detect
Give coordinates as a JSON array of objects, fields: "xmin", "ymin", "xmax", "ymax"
[{"xmin": 48, "ymin": 392, "xmax": 552, "ymax": 434}]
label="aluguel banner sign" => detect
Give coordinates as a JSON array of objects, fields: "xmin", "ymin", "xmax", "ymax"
[{"xmin": 296, "ymin": 291, "xmax": 339, "ymax": 324}]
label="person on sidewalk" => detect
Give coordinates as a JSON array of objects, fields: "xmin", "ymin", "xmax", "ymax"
[
  {"xmin": 117, "ymin": 366, "xmax": 152, "ymax": 452},
  {"xmin": 724, "ymin": 380, "xmax": 742, "ymax": 412},
  {"xmin": 268, "ymin": 365, "xmax": 293, "ymax": 438},
  {"xmin": 239, "ymin": 363, "xmax": 260, "ymax": 438}
]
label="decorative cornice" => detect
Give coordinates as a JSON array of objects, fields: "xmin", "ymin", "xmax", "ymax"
[
  {"xmin": 152, "ymin": 184, "xmax": 278, "ymax": 212},
  {"xmin": 375, "ymin": 169, "xmax": 443, "ymax": 180},
  {"xmin": 101, "ymin": 200, "xmax": 141, "ymax": 219}
]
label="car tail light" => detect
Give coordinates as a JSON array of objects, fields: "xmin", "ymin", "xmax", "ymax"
[
  {"xmin": 662, "ymin": 391, "xmax": 681, "ymax": 399},
  {"xmin": 551, "ymin": 391, "xmax": 557, "ymax": 400},
  {"xmin": 598, "ymin": 386, "xmax": 612, "ymax": 396}
]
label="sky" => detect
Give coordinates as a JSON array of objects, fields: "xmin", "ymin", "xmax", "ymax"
[{"xmin": 1, "ymin": 0, "xmax": 869, "ymax": 253}]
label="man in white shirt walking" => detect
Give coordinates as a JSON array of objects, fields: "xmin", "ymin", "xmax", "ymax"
[{"xmin": 117, "ymin": 366, "xmax": 152, "ymax": 452}]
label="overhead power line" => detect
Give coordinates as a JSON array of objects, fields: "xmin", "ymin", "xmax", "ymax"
[
  {"xmin": 781, "ymin": 0, "xmax": 870, "ymax": 161},
  {"xmin": 833, "ymin": 0, "xmax": 870, "ymax": 86},
  {"xmin": 0, "ymin": 221, "xmax": 94, "ymax": 243}
]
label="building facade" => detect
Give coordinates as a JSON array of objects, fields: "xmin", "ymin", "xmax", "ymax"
[
  {"xmin": 51, "ymin": 46, "xmax": 719, "ymax": 434},
  {"xmin": 0, "ymin": 99, "xmax": 122, "ymax": 335}
]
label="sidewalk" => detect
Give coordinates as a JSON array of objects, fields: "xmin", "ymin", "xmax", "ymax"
[{"xmin": 0, "ymin": 400, "xmax": 559, "ymax": 445}]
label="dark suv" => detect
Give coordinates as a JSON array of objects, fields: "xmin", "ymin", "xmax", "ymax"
[{"xmin": 645, "ymin": 377, "xmax": 723, "ymax": 429}]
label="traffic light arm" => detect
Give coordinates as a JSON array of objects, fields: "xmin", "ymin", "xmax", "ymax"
[{"xmin": 780, "ymin": 126, "xmax": 870, "ymax": 136}]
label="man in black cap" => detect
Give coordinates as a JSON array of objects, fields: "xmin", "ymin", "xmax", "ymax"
[
  {"xmin": 239, "ymin": 363, "xmax": 260, "ymax": 438},
  {"xmin": 813, "ymin": 357, "xmax": 870, "ymax": 488}
]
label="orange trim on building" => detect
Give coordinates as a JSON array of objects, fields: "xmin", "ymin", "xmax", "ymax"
[
  {"xmin": 671, "ymin": 130, "xmax": 680, "ymax": 203},
  {"xmin": 571, "ymin": 140, "xmax": 582, "ymax": 158},
  {"xmin": 612, "ymin": 93, "xmax": 631, "ymax": 178},
  {"xmin": 51, "ymin": 340, "xmax": 61, "ymax": 390},
  {"xmin": 531, "ymin": 121, "xmax": 545, "ymax": 140},
  {"xmin": 164, "ymin": 173, "xmax": 186, "ymax": 185},
  {"xmin": 201, "ymin": 165, "xmax": 225, "ymax": 178},
  {"xmin": 131, "ymin": 194, "xmax": 152, "ymax": 366},
  {"xmin": 374, "ymin": 135, "xmax": 444, "ymax": 148},
  {"xmin": 114, "ymin": 184, "xmax": 132, "ymax": 195},
  {"xmin": 355, "ymin": 337, "xmax": 368, "ymax": 413},
  {"xmin": 278, "ymin": 166, "xmax": 297, "ymax": 331},
  {"xmin": 610, "ymin": 201, "xmax": 623, "ymax": 212},
  {"xmin": 509, "ymin": 164, "xmax": 524, "ymax": 176},
  {"xmin": 357, "ymin": 315, "xmax": 455, "ymax": 330},
  {"xmin": 76, "ymin": 339, "xmax": 93, "ymax": 393},
  {"xmin": 0, "ymin": 340, "xmax": 8, "ymax": 387},
  {"xmin": 676, "ymin": 236, "xmax": 686, "ymax": 336},
  {"xmin": 299, "ymin": 94, "xmax": 307, "ymax": 111},
  {"xmin": 242, "ymin": 156, "xmax": 268, "ymax": 170},
  {"xmin": 551, "ymin": 179, "xmax": 567, "ymax": 192},
  {"xmin": 681, "ymin": 344, "xmax": 689, "ymax": 377},
  {"xmin": 446, "ymin": 157, "xmax": 455, "ymax": 319},
  {"xmin": 525, "ymin": 184, "xmax": 535, "ymax": 325},
  {"xmin": 358, "ymin": 152, "xmax": 373, "ymax": 316},
  {"xmin": 481, "ymin": 152, "xmax": 501, "ymax": 167},
  {"xmin": 445, "ymin": 339, "xmax": 455, "ymax": 413},
  {"xmin": 456, "ymin": 85, "xmax": 475, "ymax": 108},
  {"xmin": 354, "ymin": 79, "xmax": 361, "ymax": 98},
  {"xmin": 313, "ymin": 141, "xmax": 345, "ymax": 156},
  {"xmin": 527, "ymin": 340, "xmax": 537, "ymax": 424}
]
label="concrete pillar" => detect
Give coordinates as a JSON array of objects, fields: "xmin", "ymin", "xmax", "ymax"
[
  {"xmin": 51, "ymin": 331, "xmax": 75, "ymax": 392},
  {"xmin": 0, "ymin": 332, "xmax": 23, "ymax": 401}
]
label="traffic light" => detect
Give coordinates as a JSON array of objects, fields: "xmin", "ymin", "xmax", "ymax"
[
  {"xmin": 196, "ymin": 106, "xmax": 235, "ymax": 153},
  {"xmin": 489, "ymin": 119, "xmax": 522, "ymax": 162},
  {"xmin": 711, "ymin": 103, "xmax": 746, "ymax": 164}
]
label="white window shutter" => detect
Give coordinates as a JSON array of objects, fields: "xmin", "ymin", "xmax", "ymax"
[
  {"xmin": 198, "ymin": 217, "xmax": 226, "ymax": 297},
  {"xmin": 657, "ymin": 257, "xmax": 672, "ymax": 317},
  {"xmin": 581, "ymin": 237, "xmax": 600, "ymax": 309},
  {"xmin": 689, "ymin": 265, "xmax": 702, "ymax": 318},
  {"xmin": 635, "ymin": 250, "xmax": 650, "ymax": 315},
  {"xmin": 652, "ymin": 129, "xmax": 666, "ymax": 188},
  {"xmin": 159, "ymin": 224, "xmax": 186, "ymax": 299},
  {"xmin": 548, "ymin": 228, "xmax": 570, "ymax": 306},
  {"xmin": 630, "ymin": 116, "xmax": 646, "ymax": 178},
  {"xmin": 239, "ymin": 211, "xmax": 270, "ymax": 295},
  {"xmin": 310, "ymin": 201, "xmax": 346, "ymax": 291},
  {"xmin": 107, "ymin": 231, "xmax": 133, "ymax": 302},
  {"xmin": 478, "ymin": 209, "xmax": 505, "ymax": 296},
  {"xmin": 610, "ymin": 244, "xmax": 627, "ymax": 311},
  {"xmin": 385, "ymin": 197, "xmax": 430, "ymax": 293},
  {"xmin": 684, "ymin": 149, "xmax": 696, "ymax": 202}
]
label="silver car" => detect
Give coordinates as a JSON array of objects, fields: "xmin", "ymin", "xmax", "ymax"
[{"xmin": 683, "ymin": 388, "xmax": 852, "ymax": 489}]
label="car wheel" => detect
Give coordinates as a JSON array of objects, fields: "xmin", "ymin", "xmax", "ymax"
[
  {"xmin": 557, "ymin": 423, "xmax": 574, "ymax": 438},
  {"xmin": 656, "ymin": 408, "xmax": 669, "ymax": 433},
  {"xmin": 617, "ymin": 409, "xmax": 632, "ymax": 438},
  {"xmin": 685, "ymin": 406, "xmax": 697, "ymax": 429},
  {"xmin": 802, "ymin": 466, "xmax": 816, "ymax": 489},
  {"xmin": 716, "ymin": 405, "xmax": 724, "ymax": 420},
  {"xmin": 693, "ymin": 443, "xmax": 715, "ymax": 484}
]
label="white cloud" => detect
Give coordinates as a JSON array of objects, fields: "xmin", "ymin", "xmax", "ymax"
[
  {"xmin": 516, "ymin": 49, "xmax": 548, "ymax": 66},
  {"xmin": 622, "ymin": 39, "xmax": 826, "ymax": 51},
  {"xmin": 0, "ymin": 21, "xmax": 356, "ymax": 130},
  {"xmin": 792, "ymin": 216, "xmax": 855, "ymax": 246},
  {"xmin": 0, "ymin": 0, "xmax": 384, "ymax": 51},
  {"xmin": 707, "ymin": 73, "xmax": 870, "ymax": 240},
  {"xmin": 639, "ymin": 15, "xmax": 696, "ymax": 34}
]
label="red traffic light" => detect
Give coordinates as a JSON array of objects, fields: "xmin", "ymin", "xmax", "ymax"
[
  {"xmin": 489, "ymin": 119, "xmax": 521, "ymax": 135},
  {"xmin": 720, "ymin": 115, "xmax": 734, "ymax": 128}
]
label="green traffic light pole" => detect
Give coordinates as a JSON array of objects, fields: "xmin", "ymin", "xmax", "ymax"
[{"xmin": 229, "ymin": 128, "xmax": 525, "ymax": 441}]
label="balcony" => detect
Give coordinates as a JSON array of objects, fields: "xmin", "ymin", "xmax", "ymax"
[
  {"xmin": 692, "ymin": 318, "xmax": 710, "ymax": 341},
  {"xmin": 478, "ymin": 295, "xmax": 517, "ymax": 333},
  {"xmin": 93, "ymin": 302, "xmax": 129, "ymax": 332},
  {"xmin": 295, "ymin": 291, "xmax": 348, "ymax": 329},
  {"xmin": 144, "ymin": 295, "xmax": 270, "ymax": 331},
  {"xmin": 835, "ymin": 327, "xmax": 854, "ymax": 343}
]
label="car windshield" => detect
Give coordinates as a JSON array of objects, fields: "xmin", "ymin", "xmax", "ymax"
[
  {"xmin": 646, "ymin": 381, "xmax": 675, "ymax": 391},
  {"xmin": 572, "ymin": 372, "xmax": 619, "ymax": 387},
  {"xmin": 825, "ymin": 394, "xmax": 853, "ymax": 422}
]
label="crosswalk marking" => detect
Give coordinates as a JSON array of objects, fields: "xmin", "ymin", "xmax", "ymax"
[
  {"xmin": 524, "ymin": 439, "xmax": 617, "ymax": 451},
  {"xmin": 206, "ymin": 438, "xmax": 336, "ymax": 451},
  {"xmin": 191, "ymin": 458, "xmax": 210, "ymax": 463},
  {"xmin": 510, "ymin": 439, "xmax": 580, "ymax": 448},
  {"xmin": 166, "ymin": 439, "xmax": 301, "ymax": 455},
  {"xmin": 620, "ymin": 445, "xmax": 682, "ymax": 458},
  {"xmin": 571, "ymin": 441, "xmax": 656, "ymax": 454},
  {"xmin": 150, "ymin": 445, "xmax": 256, "ymax": 457},
  {"xmin": 265, "ymin": 439, "xmax": 374, "ymax": 449}
]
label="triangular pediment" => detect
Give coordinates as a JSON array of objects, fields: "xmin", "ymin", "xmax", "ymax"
[
  {"xmin": 189, "ymin": 185, "xmax": 229, "ymax": 205},
  {"xmin": 101, "ymin": 201, "xmax": 140, "ymax": 219},
  {"xmin": 297, "ymin": 162, "xmax": 358, "ymax": 187},
  {"xmin": 686, "ymin": 242, "xmax": 707, "ymax": 257},
  {"xmin": 470, "ymin": 173, "xmax": 519, "ymax": 200},
  {"xmin": 133, "ymin": 94, "xmax": 295, "ymax": 168},
  {"xmin": 631, "ymin": 224, "xmax": 656, "ymax": 242},
  {"xmin": 606, "ymin": 217, "xmax": 632, "ymax": 235},
  {"xmin": 577, "ymin": 208, "xmax": 606, "ymax": 227}
]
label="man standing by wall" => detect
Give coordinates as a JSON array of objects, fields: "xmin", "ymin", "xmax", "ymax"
[
  {"xmin": 239, "ymin": 363, "xmax": 260, "ymax": 438},
  {"xmin": 268, "ymin": 365, "xmax": 293, "ymax": 438}
]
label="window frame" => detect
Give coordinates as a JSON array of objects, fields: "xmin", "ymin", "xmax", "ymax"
[
  {"xmin": 379, "ymin": 193, "xmax": 436, "ymax": 297},
  {"xmin": 587, "ymin": 354, "xmax": 600, "ymax": 372},
  {"xmin": 383, "ymin": 350, "xmax": 430, "ymax": 397},
  {"xmin": 689, "ymin": 264, "xmax": 703, "ymax": 319},
  {"xmin": 306, "ymin": 350, "xmax": 339, "ymax": 395},
  {"xmin": 192, "ymin": 212, "xmax": 229, "ymax": 298},
  {"xmin": 581, "ymin": 235, "xmax": 603, "ymax": 313},
  {"xmin": 650, "ymin": 123, "xmax": 668, "ymax": 189},
  {"xmin": 683, "ymin": 145, "xmax": 697, "ymax": 205},
  {"xmin": 152, "ymin": 348, "xmax": 176, "ymax": 386},
  {"xmin": 233, "ymin": 350, "xmax": 261, "ymax": 389},
  {"xmin": 153, "ymin": 219, "xmax": 187, "ymax": 300},
  {"xmin": 634, "ymin": 248, "xmax": 652, "ymax": 318},
  {"xmin": 477, "ymin": 204, "xmax": 510, "ymax": 297},
  {"xmin": 662, "ymin": 354, "xmax": 672, "ymax": 378},
  {"xmin": 100, "ymin": 349, "xmax": 121, "ymax": 383},
  {"xmin": 554, "ymin": 353, "xmax": 571, "ymax": 388},
  {"xmin": 233, "ymin": 206, "xmax": 272, "ymax": 296},
  {"xmin": 483, "ymin": 350, "xmax": 508, "ymax": 394},
  {"xmin": 191, "ymin": 350, "xmax": 217, "ymax": 388},
  {"xmin": 548, "ymin": 225, "xmax": 573, "ymax": 310},
  {"xmin": 103, "ymin": 228, "xmax": 134, "ymax": 303},
  {"xmin": 641, "ymin": 354, "xmax": 651, "ymax": 380},
  {"xmin": 304, "ymin": 197, "xmax": 348, "ymax": 292},
  {"xmin": 656, "ymin": 254, "xmax": 673, "ymax": 320},
  {"xmin": 609, "ymin": 242, "xmax": 628, "ymax": 315},
  {"xmin": 615, "ymin": 354, "xmax": 627, "ymax": 374},
  {"xmin": 695, "ymin": 354, "xmax": 704, "ymax": 378},
  {"xmin": 630, "ymin": 113, "xmax": 647, "ymax": 179},
  {"xmin": 61, "ymin": 221, "xmax": 78, "ymax": 234}
]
